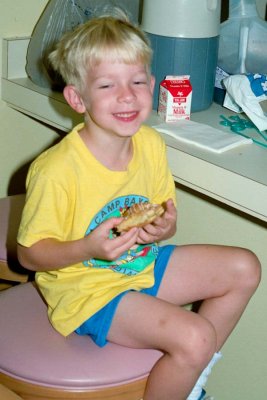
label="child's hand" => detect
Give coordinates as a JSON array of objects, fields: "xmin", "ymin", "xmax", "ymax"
[
  {"xmin": 84, "ymin": 217, "xmax": 139, "ymax": 261},
  {"xmin": 135, "ymin": 199, "xmax": 177, "ymax": 244}
]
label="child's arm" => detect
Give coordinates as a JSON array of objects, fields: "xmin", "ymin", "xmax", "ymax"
[
  {"xmin": 17, "ymin": 218, "xmax": 139, "ymax": 272},
  {"xmin": 136, "ymin": 198, "xmax": 177, "ymax": 244}
]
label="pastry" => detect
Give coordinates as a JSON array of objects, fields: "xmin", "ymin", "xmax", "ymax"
[{"xmin": 116, "ymin": 202, "xmax": 164, "ymax": 232}]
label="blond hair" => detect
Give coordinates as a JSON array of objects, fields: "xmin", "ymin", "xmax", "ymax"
[{"xmin": 49, "ymin": 12, "xmax": 152, "ymax": 91}]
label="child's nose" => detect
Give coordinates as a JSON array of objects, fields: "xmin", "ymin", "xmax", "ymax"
[{"xmin": 118, "ymin": 85, "xmax": 136, "ymax": 103}]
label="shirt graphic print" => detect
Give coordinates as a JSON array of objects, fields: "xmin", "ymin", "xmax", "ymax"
[{"xmin": 83, "ymin": 195, "xmax": 158, "ymax": 276}]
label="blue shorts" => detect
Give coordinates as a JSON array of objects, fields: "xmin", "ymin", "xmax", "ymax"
[{"xmin": 75, "ymin": 244, "xmax": 175, "ymax": 347}]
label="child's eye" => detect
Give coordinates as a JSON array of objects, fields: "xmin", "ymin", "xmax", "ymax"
[
  {"xmin": 99, "ymin": 84, "xmax": 112, "ymax": 89},
  {"xmin": 97, "ymin": 82, "xmax": 114, "ymax": 89},
  {"xmin": 133, "ymin": 80, "xmax": 147, "ymax": 85}
]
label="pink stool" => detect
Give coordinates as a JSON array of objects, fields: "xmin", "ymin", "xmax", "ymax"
[
  {"xmin": 0, "ymin": 282, "xmax": 162, "ymax": 399},
  {"xmin": 0, "ymin": 195, "xmax": 162, "ymax": 399}
]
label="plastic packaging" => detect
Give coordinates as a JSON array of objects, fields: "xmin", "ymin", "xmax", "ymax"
[
  {"xmin": 26, "ymin": 0, "xmax": 90, "ymax": 89},
  {"xmin": 218, "ymin": 0, "xmax": 267, "ymax": 75},
  {"xmin": 223, "ymin": 73, "xmax": 267, "ymax": 132},
  {"xmin": 26, "ymin": 0, "xmax": 141, "ymax": 89},
  {"xmin": 141, "ymin": 0, "xmax": 221, "ymax": 112},
  {"xmin": 214, "ymin": 0, "xmax": 267, "ymax": 105}
]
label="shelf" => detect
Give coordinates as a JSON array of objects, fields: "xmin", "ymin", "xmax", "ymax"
[
  {"xmin": 2, "ymin": 37, "xmax": 81, "ymax": 131},
  {"xmin": 2, "ymin": 37, "xmax": 267, "ymax": 223}
]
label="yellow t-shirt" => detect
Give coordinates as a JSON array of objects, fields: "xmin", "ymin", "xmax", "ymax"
[{"xmin": 18, "ymin": 123, "xmax": 176, "ymax": 336}]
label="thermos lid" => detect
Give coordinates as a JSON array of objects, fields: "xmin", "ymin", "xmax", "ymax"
[{"xmin": 141, "ymin": 0, "xmax": 221, "ymax": 38}]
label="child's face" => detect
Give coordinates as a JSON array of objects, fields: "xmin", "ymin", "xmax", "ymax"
[{"xmin": 81, "ymin": 58, "xmax": 155, "ymax": 138}]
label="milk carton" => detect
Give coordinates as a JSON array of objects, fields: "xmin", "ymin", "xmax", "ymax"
[{"xmin": 158, "ymin": 75, "xmax": 192, "ymax": 122}]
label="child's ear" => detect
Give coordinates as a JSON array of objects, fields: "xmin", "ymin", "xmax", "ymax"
[{"xmin": 63, "ymin": 85, "xmax": 86, "ymax": 114}]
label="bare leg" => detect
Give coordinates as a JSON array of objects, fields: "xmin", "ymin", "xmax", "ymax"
[
  {"xmin": 108, "ymin": 292, "xmax": 217, "ymax": 400},
  {"xmin": 157, "ymin": 245, "xmax": 261, "ymax": 349},
  {"xmin": 108, "ymin": 244, "xmax": 261, "ymax": 400}
]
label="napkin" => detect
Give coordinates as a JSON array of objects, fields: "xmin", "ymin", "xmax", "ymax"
[{"xmin": 153, "ymin": 120, "xmax": 252, "ymax": 153}]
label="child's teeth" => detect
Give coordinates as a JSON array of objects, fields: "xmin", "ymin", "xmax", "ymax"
[{"xmin": 117, "ymin": 112, "xmax": 134, "ymax": 117}]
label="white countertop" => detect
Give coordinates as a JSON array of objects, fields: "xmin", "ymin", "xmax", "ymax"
[{"xmin": 147, "ymin": 106, "xmax": 267, "ymax": 222}]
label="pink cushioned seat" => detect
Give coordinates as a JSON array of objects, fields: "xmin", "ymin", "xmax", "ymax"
[{"xmin": 0, "ymin": 282, "xmax": 162, "ymax": 399}]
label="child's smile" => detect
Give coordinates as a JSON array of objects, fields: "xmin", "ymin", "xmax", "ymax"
[{"xmin": 113, "ymin": 111, "xmax": 139, "ymax": 122}]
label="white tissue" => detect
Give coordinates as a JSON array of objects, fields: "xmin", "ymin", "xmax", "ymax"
[
  {"xmin": 223, "ymin": 74, "xmax": 267, "ymax": 132},
  {"xmin": 153, "ymin": 120, "xmax": 252, "ymax": 153}
]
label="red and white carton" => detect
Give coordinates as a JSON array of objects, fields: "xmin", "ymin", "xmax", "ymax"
[{"xmin": 158, "ymin": 75, "xmax": 192, "ymax": 122}]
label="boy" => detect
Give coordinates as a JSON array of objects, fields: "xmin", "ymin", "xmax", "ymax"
[{"xmin": 17, "ymin": 11, "xmax": 261, "ymax": 400}]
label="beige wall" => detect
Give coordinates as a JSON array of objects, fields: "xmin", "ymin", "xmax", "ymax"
[
  {"xmin": 0, "ymin": 0, "xmax": 58, "ymax": 198},
  {"xmin": 171, "ymin": 184, "xmax": 267, "ymax": 399}
]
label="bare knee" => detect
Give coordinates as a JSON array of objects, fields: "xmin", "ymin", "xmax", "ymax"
[
  {"xmin": 168, "ymin": 312, "xmax": 217, "ymax": 373},
  {"xmin": 233, "ymin": 248, "xmax": 261, "ymax": 293},
  {"xmin": 183, "ymin": 316, "xmax": 216, "ymax": 370}
]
